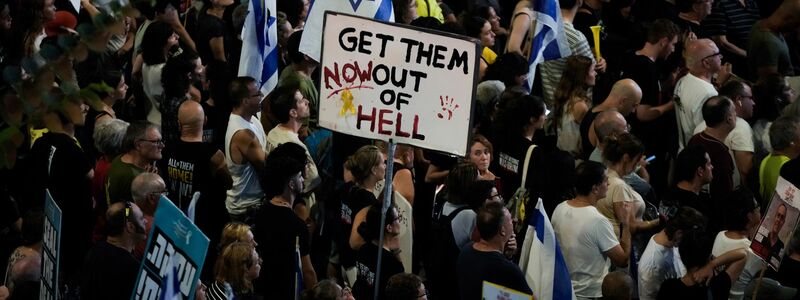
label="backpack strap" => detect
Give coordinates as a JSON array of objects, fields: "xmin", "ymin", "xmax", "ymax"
[
  {"xmin": 444, "ymin": 205, "xmax": 471, "ymax": 224},
  {"xmin": 519, "ymin": 144, "xmax": 537, "ymax": 187}
]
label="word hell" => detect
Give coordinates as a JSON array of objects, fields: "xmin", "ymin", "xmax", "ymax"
[{"xmin": 356, "ymin": 105, "xmax": 425, "ymax": 140}]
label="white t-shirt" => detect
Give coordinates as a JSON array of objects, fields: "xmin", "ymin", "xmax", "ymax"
[
  {"xmin": 711, "ymin": 231, "xmax": 752, "ymax": 299},
  {"xmin": 675, "ymin": 73, "xmax": 717, "ymax": 150},
  {"xmin": 637, "ymin": 235, "xmax": 687, "ymax": 300},
  {"xmin": 552, "ymin": 202, "xmax": 620, "ymax": 298},
  {"xmin": 694, "ymin": 117, "xmax": 754, "ymax": 188}
]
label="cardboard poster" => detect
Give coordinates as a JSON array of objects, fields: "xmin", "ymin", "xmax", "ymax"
[
  {"xmin": 318, "ymin": 12, "xmax": 479, "ymax": 156},
  {"xmin": 482, "ymin": 281, "xmax": 534, "ymax": 300},
  {"xmin": 751, "ymin": 177, "xmax": 800, "ymax": 271},
  {"xmin": 132, "ymin": 196, "xmax": 209, "ymax": 300}
]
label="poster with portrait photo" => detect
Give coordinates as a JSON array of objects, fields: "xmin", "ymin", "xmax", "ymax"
[{"xmin": 751, "ymin": 177, "xmax": 800, "ymax": 271}]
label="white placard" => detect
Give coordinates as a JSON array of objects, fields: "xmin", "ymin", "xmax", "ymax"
[{"xmin": 318, "ymin": 12, "xmax": 479, "ymax": 156}]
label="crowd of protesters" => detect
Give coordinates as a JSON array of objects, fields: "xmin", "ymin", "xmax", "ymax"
[{"xmin": 1, "ymin": 0, "xmax": 800, "ymax": 299}]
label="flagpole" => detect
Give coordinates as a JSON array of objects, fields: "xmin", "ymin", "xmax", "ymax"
[{"xmin": 374, "ymin": 139, "xmax": 396, "ymax": 300}]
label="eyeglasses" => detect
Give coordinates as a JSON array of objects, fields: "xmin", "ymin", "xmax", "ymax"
[
  {"xmin": 138, "ymin": 139, "xmax": 165, "ymax": 147},
  {"xmin": 702, "ymin": 52, "xmax": 722, "ymax": 60},
  {"xmin": 150, "ymin": 190, "xmax": 169, "ymax": 197}
]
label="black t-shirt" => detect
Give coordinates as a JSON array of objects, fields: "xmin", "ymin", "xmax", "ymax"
[
  {"xmin": 25, "ymin": 132, "xmax": 93, "ymax": 277},
  {"xmin": 352, "ymin": 242, "xmax": 405, "ymax": 300},
  {"xmin": 688, "ymin": 132, "xmax": 734, "ymax": 231},
  {"xmin": 621, "ymin": 53, "xmax": 670, "ymax": 153},
  {"xmin": 491, "ymin": 136, "xmax": 543, "ymax": 200},
  {"xmin": 195, "ymin": 12, "xmax": 230, "ymax": 64},
  {"xmin": 160, "ymin": 96, "xmax": 186, "ymax": 148},
  {"xmin": 660, "ymin": 186, "xmax": 712, "ymax": 220},
  {"xmin": 579, "ymin": 109, "xmax": 602, "ymax": 160},
  {"xmin": 253, "ymin": 202, "xmax": 310, "ymax": 299},
  {"xmin": 159, "ymin": 140, "xmax": 219, "ymax": 211},
  {"xmin": 767, "ymin": 257, "xmax": 800, "ymax": 289},
  {"xmin": 657, "ymin": 273, "xmax": 731, "ymax": 300},
  {"xmin": 201, "ymin": 101, "xmax": 230, "ymax": 153},
  {"xmin": 780, "ymin": 158, "xmax": 800, "ymax": 188},
  {"xmin": 336, "ymin": 185, "xmax": 377, "ymax": 268},
  {"xmin": 457, "ymin": 243, "xmax": 532, "ymax": 300},
  {"xmin": 80, "ymin": 241, "xmax": 141, "ymax": 300}
]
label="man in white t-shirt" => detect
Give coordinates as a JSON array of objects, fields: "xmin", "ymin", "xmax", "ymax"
[
  {"xmin": 553, "ymin": 162, "xmax": 632, "ymax": 299},
  {"xmin": 675, "ymin": 38, "xmax": 731, "ymax": 150},
  {"xmin": 638, "ymin": 207, "xmax": 705, "ymax": 300},
  {"xmin": 694, "ymin": 80, "xmax": 756, "ymax": 188}
]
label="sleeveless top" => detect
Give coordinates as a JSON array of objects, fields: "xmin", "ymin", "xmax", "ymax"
[
  {"xmin": 507, "ymin": 1, "xmax": 535, "ymax": 58},
  {"xmin": 556, "ymin": 104, "xmax": 583, "ymax": 157},
  {"xmin": 224, "ymin": 114, "xmax": 267, "ymax": 215}
]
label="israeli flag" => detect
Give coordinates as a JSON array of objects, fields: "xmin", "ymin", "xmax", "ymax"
[
  {"xmin": 239, "ymin": 0, "xmax": 279, "ymax": 96},
  {"xmin": 524, "ymin": 0, "xmax": 571, "ymax": 92},
  {"xmin": 299, "ymin": 0, "xmax": 394, "ymax": 62},
  {"xmin": 518, "ymin": 198, "xmax": 576, "ymax": 300},
  {"xmin": 158, "ymin": 255, "xmax": 182, "ymax": 300}
]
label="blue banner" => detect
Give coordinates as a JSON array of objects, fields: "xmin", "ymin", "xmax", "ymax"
[{"xmin": 40, "ymin": 190, "xmax": 62, "ymax": 300}]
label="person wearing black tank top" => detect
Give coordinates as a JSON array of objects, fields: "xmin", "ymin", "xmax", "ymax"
[{"xmin": 579, "ymin": 79, "xmax": 642, "ymax": 160}]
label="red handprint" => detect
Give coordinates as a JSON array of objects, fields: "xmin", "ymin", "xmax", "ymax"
[{"xmin": 437, "ymin": 95, "xmax": 460, "ymax": 120}]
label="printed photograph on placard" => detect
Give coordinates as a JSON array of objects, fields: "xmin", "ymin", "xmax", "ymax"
[{"xmin": 751, "ymin": 177, "xmax": 800, "ymax": 270}]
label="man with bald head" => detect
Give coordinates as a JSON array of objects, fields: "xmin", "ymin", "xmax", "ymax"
[
  {"xmin": 589, "ymin": 110, "xmax": 629, "ymax": 163},
  {"xmin": 80, "ymin": 201, "xmax": 147, "ymax": 300},
  {"xmin": 158, "ymin": 100, "xmax": 232, "ymax": 275},
  {"xmin": 580, "ymin": 79, "xmax": 642, "ymax": 159},
  {"xmin": 675, "ymin": 38, "xmax": 732, "ymax": 150}
]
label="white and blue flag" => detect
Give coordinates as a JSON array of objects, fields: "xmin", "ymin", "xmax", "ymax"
[
  {"xmin": 299, "ymin": 0, "xmax": 394, "ymax": 62},
  {"xmin": 524, "ymin": 0, "xmax": 570, "ymax": 92},
  {"xmin": 518, "ymin": 198, "xmax": 576, "ymax": 300},
  {"xmin": 239, "ymin": 0, "xmax": 279, "ymax": 96}
]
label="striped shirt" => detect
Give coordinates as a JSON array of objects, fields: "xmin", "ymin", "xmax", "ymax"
[
  {"xmin": 540, "ymin": 22, "xmax": 595, "ymax": 108},
  {"xmin": 700, "ymin": 0, "xmax": 760, "ymax": 49}
]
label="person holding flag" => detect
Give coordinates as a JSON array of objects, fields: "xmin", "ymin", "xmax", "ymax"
[
  {"xmin": 506, "ymin": 0, "xmax": 571, "ymax": 92},
  {"xmin": 552, "ymin": 161, "xmax": 632, "ymax": 299}
]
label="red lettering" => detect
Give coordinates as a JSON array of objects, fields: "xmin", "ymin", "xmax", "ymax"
[
  {"xmin": 343, "ymin": 63, "xmax": 357, "ymax": 83},
  {"xmin": 378, "ymin": 109, "xmax": 393, "ymax": 135},
  {"xmin": 395, "ymin": 112, "xmax": 410, "ymax": 138},
  {"xmin": 412, "ymin": 114, "xmax": 425, "ymax": 140},
  {"xmin": 323, "ymin": 62, "xmax": 340, "ymax": 90},
  {"xmin": 356, "ymin": 105, "xmax": 376, "ymax": 132}
]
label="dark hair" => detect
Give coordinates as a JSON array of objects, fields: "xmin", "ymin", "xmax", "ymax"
[
  {"xmin": 718, "ymin": 80, "xmax": 749, "ymax": 99},
  {"xmin": 270, "ymin": 83, "xmax": 302, "ymax": 123},
  {"xmin": 644, "ymin": 19, "xmax": 680, "ymax": 44},
  {"xmin": 664, "ymin": 206, "xmax": 706, "ymax": 241},
  {"xmin": 105, "ymin": 202, "xmax": 132, "ymax": 237},
  {"xmin": 769, "ymin": 116, "xmax": 800, "ymax": 150},
  {"xmin": 21, "ymin": 211, "xmax": 44, "ymax": 246},
  {"xmin": 229, "ymin": 76, "xmax": 257, "ymax": 107},
  {"xmin": 575, "ymin": 161, "xmax": 607, "ymax": 196},
  {"xmin": 474, "ymin": 5, "xmax": 496, "ymax": 21},
  {"xmin": 409, "ymin": 16, "xmax": 443, "ymax": 31},
  {"xmin": 602, "ymin": 132, "xmax": 644, "ymax": 164},
  {"xmin": 702, "ymin": 96, "xmax": 733, "ymax": 127},
  {"xmin": 94, "ymin": 70, "xmax": 124, "ymax": 100},
  {"xmin": 122, "ymin": 121, "xmax": 158, "ymax": 152},
  {"xmin": 392, "ymin": 0, "xmax": 415, "ymax": 24},
  {"xmin": 287, "ymin": 30, "xmax": 305, "ymax": 64},
  {"xmin": 446, "ymin": 162, "xmax": 479, "ymax": 205},
  {"xmin": 725, "ymin": 188, "xmax": 759, "ymax": 231},
  {"xmin": 553, "ymin": 55, "xmax": 593, "ymax": 131},
  {"xmin": 463, "ymin": 16, "xmax": 489, "ymax": 40},
  {"xmin": 268, "ymin": 142, "xmax": 307, "ymax": 166},
  {"xmin": 476, "ymin": 201, "xmax": 506, "ymax": 240},
  {"xmin": 753, "ymin": 74, "xmax": 792, "ymax": 121},
  {"xmin": 385, "ymin": 273, "xmax": 424, "ymax": 300},
  {"xmin": 675, "ymin": 0, "xmax": 696, "ymax": 13},
  {"xmin": 162, "ymin": 51, "xmax": 196, "ymax": 99},
  {"xmin": 678, "ymin": 231, "xmax": 712, "ymax": 269},
  {"xmin": 674, "ymin": 144, "xmax": 708, "ymax": 183},
  {"xmin": 357, "ymin": 201, "xmax": 398, "ymax": 241},
  {"xmin": 485, "ymin": 52, "xmax": 528, "ymax": 87},
  {"xmin": 261, "ymin": 144, "xmax": 305, "ymax": 198},
  {"xmin": 467, "ymin": 180, "xmax": 497, "ymax": 209},
  {"xmin": 141, "ymin": 21, "xmax": 175, "ymax": 65},
  {"xmin": 277, "ymin": 0, "xmax": 305, "ymax": 28},
  {"xmin": 206, "ymin": 60, "xmax": 233, "ymax": 110},
  {"xmin": 493, "ymin": 95, "xmax": 546, "ymax": 149}
]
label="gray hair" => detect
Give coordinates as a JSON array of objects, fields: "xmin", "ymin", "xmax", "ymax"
[
  {"xmin": 131, "ymin": 173, "xmax": 164, "ymax": 203},
  {"xmin": 93, "ymin": 118, "xmax": 130, "ymax": 158},
  {"xmin": 122, "ymin": 120, "xmax": 160, "ymax": 153},
  {"xmin": 769, "ymin": 116, "xmax": 800, "ymax": 151}
]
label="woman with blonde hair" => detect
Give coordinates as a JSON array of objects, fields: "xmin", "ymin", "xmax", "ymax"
[
  {"xmin": 219, "ymin": 222, "xmax": 257, "ymax": 250},
  {"xmin": 207, "ymin": 242, "xmax": 262, "ymax": 300},
  {"xmin": 553, "ymin": 55, "xmax": 596, "ymax": 156}
]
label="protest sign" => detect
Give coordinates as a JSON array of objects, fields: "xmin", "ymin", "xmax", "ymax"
[
  {"xmin": 299, "ymin": 0, "xmax": 394, "ymax": 62},
  {"xmin": 482, "ymin": 281, "xmax": 534, "ymax": 300},
  {"xmin": 751, "ymin": 177, "xmax": 800, "ymax": 271},
  {"xmin": 318, "ymin": 12, "xmax": 479, "ymax": 156},
  {"xmin": 40, "ymin": 190, "xmax": 62, "ymax": 300},
  {"xmin": 132, "ymin": 196, "xmax": 209, "ymax": 300}
]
